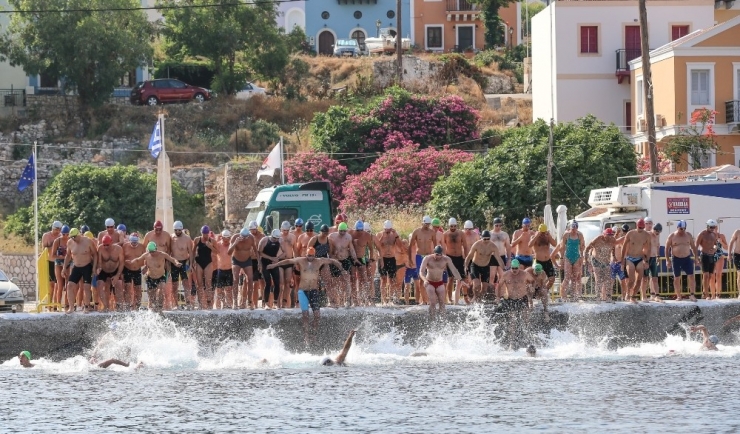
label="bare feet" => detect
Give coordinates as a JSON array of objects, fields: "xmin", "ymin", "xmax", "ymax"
[
  {"xmin": 651, "ymin": 295, "xmax": 664, "ymax": 303},
  {"xmin": 689, "ymin": 294, "xmax": 697, "ymax": 302}
]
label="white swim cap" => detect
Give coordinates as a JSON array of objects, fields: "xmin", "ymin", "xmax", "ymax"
[
  {"xmin": 644, "ymin": 217, "xmax": 653, "ymax": 223},
  {"xmin": 105, "ymin": 218, "xmax": 115, "ymax": 227},
  {"xmin": 422, "ymin": 215, "xmax": 432, "ymax": 224},
  {"xmin": 240, "ymin": 228, "xmax": 249, "ymax": 237},
  {"xmin": 384, "ymin": 220, "xmax": 393, "ymax": 229},
  {"xmin": 449, "ymin": 218, "xmax": 458, "ymax": 226},
  {"xmin": 248, "ymin": 220, "xmax": 258, "ymax": 230},
  {"xmin": 221, "ymin": 229, "xmax": 231, "ymax": 237},
  {"xmin": 363, "ymin": 222, "xmax": 371, "ymax": 232},
  {"xmin": 52, "ymin": 221, "xmax": 63, "ymax": 229},
  {"xmin": 464, "ymin": 220, "xmax": 474, "ymax": 229},
  {"xmin": 271, "ymin": 229, "xmax": 281, "ymax": 238},
  {"xmin": 281, "ymin": 221, "xmax": 291, "ymax": 230},
  {"xmin": 173, "ymin": 221, "xmax": 183, "ymax": 230}
]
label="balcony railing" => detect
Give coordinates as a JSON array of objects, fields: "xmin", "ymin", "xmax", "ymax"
[
  {"xmin": 615, "ymin": 48, "xmax": 643, "ymax": 73},
  {"xmin": 446, "ymin": 0, "xmax": 479, "ymax": 11},
  {"xmin": 727, "ymin": 100, "xmax": 740, "ymax": 124}
]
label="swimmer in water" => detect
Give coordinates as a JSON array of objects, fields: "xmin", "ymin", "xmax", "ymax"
[
  {"xmin": 18, "ymin": 351, "xmax": 34, "ymax": 368},
  {"xmin": 526, "ymin": 345, "xmax": 536, "ymax": 357},
  {"xmin": 321, "ymin": 330, "xmax": 356, "ymax": 366},
  {"xmin": 689, "ymin": 325, "xmax": 718, "ymax": 351}
]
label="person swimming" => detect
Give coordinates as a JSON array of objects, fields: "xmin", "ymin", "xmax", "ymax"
[
  {"xmin": 526, "ymin": 345, "xmax": 536, "ymax": 357},
  {"xmin": 18, "ymin": 351, "xmax": 34, "ymax": 368},
  {"xmin": 321, "ymin": 330, "xmax": 356, "ymax": 366}
]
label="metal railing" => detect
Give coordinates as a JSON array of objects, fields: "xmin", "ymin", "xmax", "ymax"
[
  {"xmin": 0, "ymin": 88, "xmax": 26, "ymax": 107},
  {"xmin": 726, "ymin": 100, "xmax": 740, "ymax": 124},
  {"xmin": 446, "ymin": 0, "xmax": 478, "ymax": 11},
  {"xmin": 615, "ymin": 48, "xmax": 645, "ymax": 73}
]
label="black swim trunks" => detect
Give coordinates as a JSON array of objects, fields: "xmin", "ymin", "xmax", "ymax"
[
  {"xmin": 48, "ymin": 261, "xmax": 56, "ymax": 283},
  {"xmin": 68, "ymin": 263, "xmax": 93, "ymax": 285},
  {"xmin": 379, "ymin": 257, "xmax": 397, "ymax": 278},
  {"xmin": 146, "ymin": 274, "xmax": 167, "ymax": 289},
  {"xmin": 123, "ymin": 268, "xmax": 142, "ymax": 285},
  {"xmin": 449, "ymin": 255, "xmax": 466, "ymax": 278},
  {"xmin": 488, "ymin": 255, "xmax": 501, "ymax": 267},
  {"xmin": 331, "ymin": 257, "xmax": 354, "ymax": 277},
  {"xmin": 734, "ymin": 253, "xmax": 740, "ymax": 269},
  {"xmin": 231, "ymin": 257, "xmax": 252, "ymax": 268},
  {"xmin": 500, "ymin": 297, "xmax": 528, "ymax": 312},
  {"xmin": 252, "ymin": 260, "xmax": 262, "ymax": 281},
  {"xmin": 701, "ymin": 253, "xmax": 716, "ymax": 273},
  {"xmin": 539, "ymin": 259, "xmax": 556, "ymax": 278},
  {"xmin": 469, "ymin": 264, "xmax": 490, "ymax": 283},
  {"xmin": 212, "ymin": 269, "xmax": 234, "ymax": 288},
  {"xmin": 171, "ymin": 260, "xmax": 189, "ymax": 282},
  {"xmin": 97, "ymin": 270, "xmax": 118, "ymax": 283}
]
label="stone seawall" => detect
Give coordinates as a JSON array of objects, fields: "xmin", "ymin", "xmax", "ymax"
[{"xmin": 2, "ymin": 301, "xmax": 740, "ymax": 361}]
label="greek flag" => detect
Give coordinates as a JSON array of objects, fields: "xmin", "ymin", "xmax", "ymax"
[
  {"xmin": 17, "ymin": 153, "xmax": 35, "ymax": 192},
  {"xmin": 148, "ymin": 120, "xmax": 162, "ymax": 158}
]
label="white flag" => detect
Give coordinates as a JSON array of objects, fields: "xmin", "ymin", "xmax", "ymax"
[{"xmin": 257, "ymin": 142, "xmax": 281, "ymax": 180}]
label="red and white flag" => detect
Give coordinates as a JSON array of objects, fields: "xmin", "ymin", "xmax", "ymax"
[{"xmin": 257, "ymin": 142, "xmax": 282, "ymax": 180}]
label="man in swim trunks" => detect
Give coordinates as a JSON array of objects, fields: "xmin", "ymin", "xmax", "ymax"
[
  {"xmin": 399, "ymin": 237, "xmax": 413, "ymax": 305},
  {"xmin": 511, "ymin": 218, "xmax": 535, "ymax": 268},
  {"xmin": 212, "ymin": 230, "xmax": 235, "ymax": 309},
  {"xmin": 620, "ymin": 218, "xmax": 651, "ymax": 304},
  {"xmin": 499, "ymin": 259, "xmax": 534, "ymax": 350},
  {"xmin": 229, "ymin": 228, "xmax": 256, "ymax": 309},
  {"xmin": 122, "ymin": 233, "xmax": 146, "ymax": 309},
  {"xmin": 665, "ymin": 220, "xmax": 699, "ymax": 301},
  {"xmin": 97, "ymin": 218, "xmax": 125, "ymax": 245},
  {"xmin": 490, "ymin": 217, "xmax": 511, "ymax": 295},
  {"xmin": 126, "ymin": 242, "xmax": 181, "ymax": 312},
  {"xmin": 321, "ymin": 330, "xmax": 356, "ymax": 366},
  {"xmin": 443, "ymin": 218, "xmax": 470, "ymax": 305},
  {"xmin": 376, "ymin": 220, "xmax": 405, "ymax": 305},
  {"xmin": 50, "ymin": 225, "xmax": 71, "ymax": 308},
  {"xmin": 729, "ymin": 228, "xmax": 740, "ymax": 299},
  {"xmin": 585, "ymin": 228, "xmax": 618, "ymax": 303},
  {"xmin": 96, "ymin": 235, "xmax": 124, "ymax": 312},
  {"xmin": 409, "ymin": 216, "xmax": 436, "ymax": 305},
  {"xmin": 170, "ymin": 221, "xmax": 193, "ymax": 309},
  {"xmin": 351, "ymin": 220, "xmax": 375, "ymax": 306},
  {"xmin": 277, "ymin": 221, "xmax": 298, "ymax": 308},
  {"xmin": 247, "ymin": 221, "xmax": 265, "ymax": 307},
  {"xmin": 696, "ymin": 219, "xmax": 719, "ymax": 300},
  {"xmin": 528, "ymin": 223, "xmax": 557, "ymax": 304},
  {"xmin": 465, "ymin": 230, "xmax": 505, "ymax": 303},
  {"xmin": 329, "ymin": 222, "xmax": 361, "ymax": 307},
  {"xmin": 143, "ymin": 220, "xmax": 174, "ymax": 308},
  {"xmin": 526, "ymin": 263, "xmax": 549, "ymax": 317},
  {"xmin": 42, "ymin": 221, "xmax": 62, "ymax": 303},
  {"xmin": 63, "ymin": 228, "xmax": 97, "ymax": 314},
  {"xmin": 419, "ymin": 245, "xmax": 466, "ymax": 319},
  {"xmin": 268, "ymin": 248, "xmax": 344, "ymax": 345},
  {"xmin": 642, "ymin": 219, "xmax": 664, "ymax": 302}
]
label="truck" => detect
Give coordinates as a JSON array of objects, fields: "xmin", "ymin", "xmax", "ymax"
[
  {"xmin": 574, "ymin": 164, "xmax": 740, "ymax": 247},
  {"xmin": 242, "ymin": 181, "xmax": 334, "ymax": 233}
]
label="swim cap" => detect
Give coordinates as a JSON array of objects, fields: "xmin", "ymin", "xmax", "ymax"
[
  {"xmin": 422, "ymin": 215, "xmax": 432, "ymax": 224},
  {"xmin": 644, "ymin": 217, "xmax": 653, "ymax": 223},
  {"xmin": 338, "ymin": 222, "xmax": 348, "ymax": 231},
  {"xmin": 621, "ymin": 223, "xmax": 630, "ymax": 232},
  {"xmin": 534, "ymin": 263, "xmax": 543, "ymax": 273},
  {"xmin": 130, "ymin": 234, "xmax": 140, "ymax": 243},
  {"xmin": 240, "ymin": 228, "xmax": 249, "ymax": 237},
  {"xmin": 637, "ymin": 218, "xmax": 645, "ymax": 228},
  {"xmin": 677, "ymin": 220, "xmax": 687, "ymax": 229},
  {"xmin": 105, "ymin": 218, "xmax": 115, "ymax": 227},
  {"xmin": 384, "ymin": 220, "xmax": 393, "ymax": 229},
  {"xmin": 281, "ymin": 221, "xmax": 291, "ymax": 231},
  {"xmin": 258, "ymin": 227, "xmax": 264, "ymax": 234},
  {"xmin": 173, "ymin": 221, "xmax": 183, "ymax": 230},
  {"xmin": 709, "ymin": 335, "xmax": 719, "ymax": 344},
  {"xmin": 20, "ymin": 350, "xmax": 31, "ymax": 361},
  {"xmin": 526, "ymin": 345, "xmax": 536, "ymax": 355},
  {"xmin": 306, "ymin": 221, "xmax": 315, "ymax": 231},
  {"xmin": 320, "ymin": 224, "xmax": 329, "ymax": 233},
  {"xmin": 707, "ymin": 219, "xmax": 717, "ymax": 227},
  {"xmin": 80, "ymin": 225, "xmax": 90, "ymax": 233},
  {"xmin": 522, "ymin": 218, "xmax": 531, "ymax": 225},
  {"xmin": 493, "ymin": 217, "xmax": 503, "ymax": 225},
  {"xmin": 481, "ymin": 230, "xmax": 491, "ymax": 239},
  {"xmin": 117, "ymin": 224, "xmax": 126, "ymax": 232},
  {"xmin": 248, "ymin": 221, "xmax": 258, "ymax": 230},
  {"xmin": 538, "ymin": 224, "xmax": 547, "ymax": 233},
  {"xmin": 84, "ymin": 231, "xmax": 94, "ymax": 239},
  {"xmin": 511, "ymin": 258, "xmax": 520, "ymax": 268},
  {"xmin": 603, "ymin": 228, "xmax": 614, "ymax": 236},
  {"xmin": 295, "ymin": 218, "xmax": 304, "ymax": 226},
  {"xmin": 335, "ymin": 215, "xmax": 345, "ymax": 224},
  {"xmin": 355, "ymin": 220, "xmax": 364, "ymax": 230},
  {"xmin": 570, "ymin": 220, "xmax": 579, "ymax": 229},
  {"xmin": 307, "ymin": 247, "xmax": 316, "ymax": 256},
  {"xmin": 432, "ymin": 218, "xmax": 441, "ymax": 226},
  {"xmin": 433, "ymin": 245, "xmax": 443, "ymax": 254},
  {"xmin": 61, "ymin": 225, "xmax": 70, "ymax": 234},
  {"xmin": 221, "ymin": 229, "xmax": 231, "ymax": 237},
  {"xmin": 147, "ymin": 241, "xmax": 157, "ymax": 252},
  {"xmin": 102, "ymin": 235, "xmax": 112, "ymax": 246},
  {"xmin": 69, "ymin": 228, "xmax": 80, "ymax": 237},
  {"xmin": 271, "ymin": 229, "xmax": 281, "ymax": 238},
  {"xmin": 52, "ymin": 221, "xmax": 63, "ymax": 229},
  {"xmin": 363, "ymin": 222, "xmax": 371, "ymax": 232},
  {"xmin": 464, "ymin": 220, "xmax": 474, "ymax": 229},
  {"xmin": 449, "ymin": 218, "xmax": 458, "ymax": 226},
  {"xmin": 153, "ymin": 220, "xmax": 163, "ymax": 229},
  {"xmin": 654, "ymin": 223, "xmax": 663, "ymax": 232},
  {"xmin": 201, "ymin": 225, "xmax": 210, "ymax": 234}
]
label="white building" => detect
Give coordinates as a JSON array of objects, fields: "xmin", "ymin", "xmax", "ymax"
[{"xmin": 532, "ymin": 0, "xmax": 715, "ymax": 129}]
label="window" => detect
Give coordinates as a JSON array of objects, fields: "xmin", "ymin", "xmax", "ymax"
[
  {"xmin": 387, "ymin": 10, "xmax": 395, "ymax": 19},
  {"xmin": 735, "ymin": 65, "xmax": 740, "ymax": 100},
  {"xmin": 580, "ymin": 26, "xmax": 598, "ymax": 54},
  {"xmin": 426, "ymin": 26, "xmax": 443, "ymax": 50},
  {"xmin": 321, "ymin": 11, "xmax": 330, "ymax": 19},
  {"xmin": 169, "ymin": 80, "xmax": 186, "ymax": 88},
  {"xmin": 691, "ymin": 70, "xmax": 710, "ymax": 105},
  {"xmin": 636, "ymin": 77, "xmax": 644, "ymax": 116},
  {"xmin": 354, "ymin": 11, "xmax": 362, "ymax": 19},
  {"xmin": 672, "ymin": 25, "xmax": 690, "ymax": 41}
]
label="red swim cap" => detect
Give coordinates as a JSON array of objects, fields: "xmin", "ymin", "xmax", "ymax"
[
  {"xmin": 637, "ymin": 218, "xmax": 645, "ymax": 228},
  {"xmin": 102, "ymin": 234, "xmax": 112, "ymax": 246},
  {"xmin": 154, "ymin": 220, "xmax": 163, "ymax": 229}
]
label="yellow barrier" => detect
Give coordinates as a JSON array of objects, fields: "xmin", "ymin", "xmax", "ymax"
[{"xmin": 36, "ymin": 248, "xmax": 63, "ymax": 313}]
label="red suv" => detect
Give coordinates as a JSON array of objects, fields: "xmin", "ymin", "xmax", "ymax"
[{"xmin": 130, "ymin": 79, "xmax": 211, "ymax": 106}]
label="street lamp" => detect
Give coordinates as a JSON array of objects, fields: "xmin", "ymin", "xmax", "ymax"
[
  {"xmin": 376, "ymin": 19, "xmax": 382, "ymax": 37},
  {"xmin": 509, "ymin": 26, "xmax": 514, "ymax": 49}
]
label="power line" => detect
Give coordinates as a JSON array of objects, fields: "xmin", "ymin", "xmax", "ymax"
[{"xmin": 0, "ymin": 0, "xmax": 301, "ymax": 14}]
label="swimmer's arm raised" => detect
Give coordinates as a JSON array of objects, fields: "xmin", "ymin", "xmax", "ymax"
[
  {"xmin": 268, "ymin": 258, "xmax": 298, "ymax": 269},
  {"xmin": 334, "ymin": 330, "xmax": 356, "ymax": 365}
]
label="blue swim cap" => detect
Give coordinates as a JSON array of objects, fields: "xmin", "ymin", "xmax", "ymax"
[
  {"xmin": 80, "ymin": 225, "xmax": 90, "ymax": 233},
  {"xmin": 522, "ymin": 218, "xmax": 531, "ymax": 225},
  {"xmin": 61, "ymin": 225, "xmax": 70, "ymax": 234},
  {"xmin": 677, "ymin": 220, "xmax": 687, "ymax": 229},
  {"xmin": 295, "ymin": 218, "xmax": 304, "ymax": 226},
  {"xmin": 355, "ymin": 220, "xmax": 363, "ymax": 230},
  {"xmin": 117, "ymin": 224, "xmax": 126, "ymax": 232}
]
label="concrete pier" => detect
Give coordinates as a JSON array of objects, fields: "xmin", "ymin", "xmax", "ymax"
[{"xmin": 3, "ymin": 300, "xmax": 740, "ymax": 361}]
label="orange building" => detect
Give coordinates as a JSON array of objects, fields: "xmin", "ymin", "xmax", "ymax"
[
  {"xmin": 630, "ymin": 15, "xmax": 740, "ymax": 170},
  {"xmin": 411, "ymin": 0, "xmax": 520, "ymax": 52}
]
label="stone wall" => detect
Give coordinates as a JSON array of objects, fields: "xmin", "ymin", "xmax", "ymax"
[
  {"xmin": 25, "ymin": 94, "xmax": 130, "ymax": 121},
  {"xmin": 0, "ymin": 253, "xmax": 36, "ymax": 299},
  {"xmin": 374, "ymin": 55, "xmax": 443, "ymax": 88}
]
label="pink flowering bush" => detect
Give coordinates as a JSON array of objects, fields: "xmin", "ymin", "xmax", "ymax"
[
  {"xmin": 340, "ymin": 144, "xmax": 474, "ymax": 211},
  {"xmin": 285, "ymin": 152, "xmax": 348, "ymax": 200}
]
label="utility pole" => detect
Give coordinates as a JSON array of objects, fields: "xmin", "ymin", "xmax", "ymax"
[
  {"xmin": 546, "ymin": 118, "xmax": 554, "ymax": 206},
  {"xmin": 638, "ymin": 0, "xmax": 658, "ymax": 174},
  {"xmin": 396, "ymin": 0, "xmax": 402, "ymax": 83}
]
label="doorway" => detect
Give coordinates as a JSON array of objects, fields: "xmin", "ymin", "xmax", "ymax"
[{"xmin": 318, "ymin": 31, "xmax": 335, "ymax": 55}]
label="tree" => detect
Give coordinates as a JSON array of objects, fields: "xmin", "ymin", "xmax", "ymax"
[
  {"xmin": 429, "ymin": 115, "xmax": 637, "ymax": 228},
  {"xmin": 157, "ymin": 0, "xmax": 281, "ymax": 95},
  {"xmin": 663, "ymin": 108, "xmax": 719, "ymax": 170},
  {"xmin": 521, "ymin": 2, "xmax": 546, "ymax": 41},
  {"xmin": 474, "ymin": 0, "xmax": 516, "ymax": 48},
  {"xmin": 6, "ymin": 165, "xmax": 204, "ymax": 243},
  {"xmin": 285, "ymin": 153, "xmax": 348, "ymax": 201},
  {"xmin": 0, "ymin": 0, "xmax": 153, "ymax": 107}
]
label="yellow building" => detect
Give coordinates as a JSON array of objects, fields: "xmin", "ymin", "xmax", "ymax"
[{"xmin": 630, "ymin": 14, "xmax": 740, "ymax": 170}]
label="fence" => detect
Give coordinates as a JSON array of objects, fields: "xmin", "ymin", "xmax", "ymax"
[{"xmin": 0, "ymin": 88, "xmax": 26, "ymax": 117}]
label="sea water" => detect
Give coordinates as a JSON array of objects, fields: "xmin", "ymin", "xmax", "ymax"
[{"xmin": 2, "ymin": 309, "xmax": 740, "ymax": 433}]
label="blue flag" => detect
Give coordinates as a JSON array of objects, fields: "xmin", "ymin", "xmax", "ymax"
[
  {"xmin": 148, "ymin": 119, "xmax": 162, "ymax": 158},
  {"xmin": 17, "ymin": 153, "xmax": 35, "ymax": 192}
]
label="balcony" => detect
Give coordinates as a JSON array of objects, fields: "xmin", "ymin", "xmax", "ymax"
[
  {"xmin": 615, "ymin": 48, "xmax": 650, "ymax": 84},
  {"xmin": 336, "ymin": 0, "xmax": 377, "ymax": 4},
  {"xmin": 446, "ymin": 0, "xmax": 479, "ymax": 11},
  {"xmin": 727, "ymin": 100, "xmax": 740, "ymax": 124}
]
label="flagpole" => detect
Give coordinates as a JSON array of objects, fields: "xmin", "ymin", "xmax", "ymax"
[
  {"xmin": 33, "ymin": 140, "xmax": 39, "ymax": 304},
  {"xmin": 279, "ymin": 136, "xmax": 284, "ymax": 185}
]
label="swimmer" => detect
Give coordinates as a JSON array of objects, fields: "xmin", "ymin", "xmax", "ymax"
[
  {"xmin": 689, "ymin": 325, "xmax": 718, "ymax": 351},
  {"xmin": 321, "ymin": 330, "xmax": 356, "ymax": 366},
  {"xmin": 18, "ymin": 351, "xmax": 34, "ymax": 368},
  {"xmin": 620, "ymin": 219, "xmax": 651, "ymax": 303},
  {"xmin": 526, "ymin": 345, "xmax": 536, "ymax": 357},
  {"xmin": 418, "ymin": 245, "xmax": 466, "ymax": 319}
]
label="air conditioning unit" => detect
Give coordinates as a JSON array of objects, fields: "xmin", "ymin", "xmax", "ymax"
[
  {"xmin": 655, "ymin": 114, "xmax": 665, "ymax": 128},
  {"xmin": 637, "ymin": 118, "xmax": 647, "ymax": 132}
]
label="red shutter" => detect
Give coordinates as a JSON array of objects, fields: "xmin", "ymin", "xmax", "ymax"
[
  {"xmin": 672, "ymin": 25, "xmax": 689, "ymax": 41},
  {"xmin": 581, "ymin": 26, "xmax": 597, "ymax": 53}
]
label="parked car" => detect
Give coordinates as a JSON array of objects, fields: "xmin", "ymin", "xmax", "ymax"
[
  {"xmin": 0, "ymin": 269, "xmax": 24, "ymax": 312},
  {"xmin": 235, "ymin": 82, "xmax": 267, "ymax": 100},
  {"xmin": 333, "ymin": 39, "xmax": 361, "ymax": 57},
  {"xmin": 130, "ymin": 79, "xmax": 211, "ymax": 106}
]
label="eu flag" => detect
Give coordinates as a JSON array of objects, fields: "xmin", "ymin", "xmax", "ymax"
[
  {"xmin": 17, "ymin": 153, "xmax": 35, "ymax": 192},
  {"xmin": 148, "ymin": 119, "xmax": 162, "ymax": 158}
]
